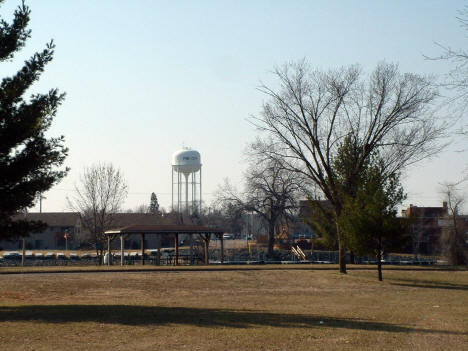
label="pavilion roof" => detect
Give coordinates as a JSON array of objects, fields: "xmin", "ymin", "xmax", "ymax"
[{"xmin": 105, "ymin": 225, "xmax": 224, "ymax": 235}]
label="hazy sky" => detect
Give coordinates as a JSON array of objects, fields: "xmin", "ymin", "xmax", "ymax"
[{"xmin": 1, "ymin": 0, "xmax": 467, "ymax": 212}]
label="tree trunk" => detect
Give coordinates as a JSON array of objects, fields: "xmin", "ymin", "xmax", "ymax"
[
  {"xmin": 377, "ymin": 257, "xmax": 382, "ymax": 281},
  {"xmin": 336, "ymin": 220, "xmax": 347, "ymax": 274},
  {"xmin": 377, "ymin": 235, "xmax": 383, "ymax": 281},
  {"xmin": 267, "ymin": 220, "xmax": 275, "ymax": 257},
  {"xmin": 338, "ymin": 240, "xmax": 347, "ymax": 274}
]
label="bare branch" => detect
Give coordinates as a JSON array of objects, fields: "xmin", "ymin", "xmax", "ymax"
[
  {"xmin": 253, "ymin": 61, "xmax": 446, "ymax": 272},
  {"xmin": 217, "ymin": 139, "xmax": 307, "ymax": 256},
  {"xmin": 67, "ymin": 162, "xmax": 128, "ymax": 258}
]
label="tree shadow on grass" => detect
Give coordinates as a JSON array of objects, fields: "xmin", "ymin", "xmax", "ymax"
[
  {"xmin": 388, "ymin": 277, "xmax": 468, "ymax": 291},
  {"xmin": 0, "ymin": 305, "xmax": 465, "ymax": 336}
]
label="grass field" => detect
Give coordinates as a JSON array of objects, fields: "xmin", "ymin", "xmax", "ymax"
[{"xmin": 0, "ymin": 266, "xmax": 466, "ymax": 350}]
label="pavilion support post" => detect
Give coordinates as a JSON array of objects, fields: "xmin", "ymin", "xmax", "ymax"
[
  {"xmin": 174, "ymin": 233, "xmax": 179, "ymax": 266},
  {"xmin": 120, "ymin": 234, "xmax": 124, "ymax": 266},
  {"xmin": 107, "ymin": 235, "xmax": 111, "ymax": 266},
  {"xmin": 21, "ymin": 238, "xmax": 26, "ymax": 267},
  {"xmin": 189, "ymin": 234, "xmax": 194, "ymax": 265},
  {"xmin": 156, "ymin": 235, "xmax": 161, "ymax": 266},
  {"xmin": 203, "ymin": 233, "xmax": 210, "ymax": 265},
  {"xmin": 220, "ymin": 234, "xmax": 224, "ymax": 264},
  {"xmin": 141, "ymin": 233, "xmax": 145, "ymax": 265}
]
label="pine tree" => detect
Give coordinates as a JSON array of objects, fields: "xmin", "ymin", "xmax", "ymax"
[
  {"xmin": 0, "ymin": 1, "xmax": 68, "ymax": 239},
  {"xmin": 149, "ymin": 192, "xmax": 159, "ymax": 214},
  {"xmin": 339, "ymin": 159, "xmax": 409, "ymax": 281}
]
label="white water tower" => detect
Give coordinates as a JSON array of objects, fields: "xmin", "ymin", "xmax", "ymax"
[{"xmin": 172, "ymin": 148, "xmax": 202, "ymax": 214}]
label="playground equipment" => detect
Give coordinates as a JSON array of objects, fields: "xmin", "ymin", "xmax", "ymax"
[{"xmin": 292, "ymin": 245, "xmax": 307, "ymax": 261}]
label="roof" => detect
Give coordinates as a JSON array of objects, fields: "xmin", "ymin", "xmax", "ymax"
[
  {"xmin": 403, "ymin": 205, "xmax": 448, "ymax": 218},
  {"xmin": 106, "ymin": 213, "xmax": 164, "ymax": 227},
  {"xmin": 105, "ymin": 225, "xmax": 224, "ymax": 235},
  {"xmin": 12, "ymin": 212, "xmax": 164, "ymax": 228},
  {"xmin": 13, "ymin": 212, "xmax": 80, "ymax": 227}
]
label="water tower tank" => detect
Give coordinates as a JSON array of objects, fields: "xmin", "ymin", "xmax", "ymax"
[
  {"xmin": 172, "ymin": 149, "xmax": 201, "ymax": 175},
  {"xmin": 171, "ymin": 148, "xmax": 202, "ymax": 214}
]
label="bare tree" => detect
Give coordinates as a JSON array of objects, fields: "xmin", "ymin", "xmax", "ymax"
[
  {"xmin": 127, "ymin": 204, "xmax": 149, "ymax": 213},
  {"xmin": 439, "ymin": 181, "xmax": 467, "ymax": 265},
  {"xmin": 203, "ymin": 203, "xmax": 244, "ymax": 235},
  {"xmin": 425, "ymin": 6, "xmax": 468, "ymax": 120},
  {"xmin": 253, "ymin": 61, "xmax": 446, "ymax": 273},
  {"xmin": 218, "ymin": 139, "xmax": 304, "ymax": 256},
  {"xmin": 67, "ymin": 163, "xmax": 128, "ymax": 263}
]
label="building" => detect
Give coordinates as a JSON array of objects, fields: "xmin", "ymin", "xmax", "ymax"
[
  {"xmin": 401, "ymin": 203, "xmax": 449, "ymax": 255},
  {"xmin": 0, "ymin": 212, "xmax": 165, "ymax": 251},
  {"xmin": 293, "ymin": 200, "xmax": 465, "ymax": 256},
  {"xmin": 289, "ymin": 200, "xmax": 321, "ymax": 241},
  {"xmin": 437, "ymin": 214, "xmax": 468, "ymax": 257},
  {"xmin": 0, "ymin": 212, "xmax": 80, "ymax": 250}
]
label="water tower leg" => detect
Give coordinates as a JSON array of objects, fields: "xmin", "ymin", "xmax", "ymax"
[
  {"xmin": 200, "ymin": 167, "xmax": 202, "ymax": 211},
  {"xmin": 179, "ymin": 172, "xmax": 182, "ymax": 213},
  {"xmin": 171, "ymin": 167, "xmax": 174, "ymax": 211},
  {"xmin": 178, "ymin": 171, "xmax": 181, "ymax": 213},
  {"xmin": 184, "ymin": 173, "xmax": 189, "ymax": 214}
]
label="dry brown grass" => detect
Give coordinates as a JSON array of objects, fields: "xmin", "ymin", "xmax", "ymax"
[{"xmin": 0, "ymin": 267, "xmax": 466, "ymax": 350}]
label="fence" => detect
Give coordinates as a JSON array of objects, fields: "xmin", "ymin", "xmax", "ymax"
[{"xmin": 0, "ymin": 249, "xmax": 439, "ymax": 267}]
